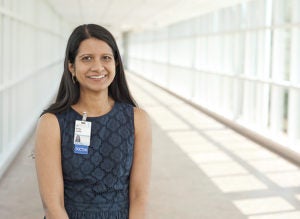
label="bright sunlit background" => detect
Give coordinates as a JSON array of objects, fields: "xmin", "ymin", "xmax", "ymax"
[{"xmin": 1, "ymin": 0, "xmax": 300, "ymax": 218}]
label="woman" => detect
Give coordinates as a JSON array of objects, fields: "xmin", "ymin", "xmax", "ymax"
[{"xmin": 35, "ymin": 24, "xmax": 152, "ymax": 219}]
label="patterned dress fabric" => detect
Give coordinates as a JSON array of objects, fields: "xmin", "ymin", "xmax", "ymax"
[{"xmin": 55, "ymin": 102, "xmax": 134, "ymax": 219}]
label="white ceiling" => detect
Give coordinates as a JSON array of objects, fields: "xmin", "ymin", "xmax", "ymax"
[{"xmin": 46, "ymin": 0, "xmax": 250, "ymax": 36}]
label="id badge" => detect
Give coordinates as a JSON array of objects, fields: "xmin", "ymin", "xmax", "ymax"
[{"xmin": 73, "ymin": 117, "xmax": 91, "ymax": 154}]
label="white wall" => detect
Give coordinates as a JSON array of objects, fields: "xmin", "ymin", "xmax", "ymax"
[{"xmin": 0, "ymin": 0, "xmax": 70, "ymax": 178}]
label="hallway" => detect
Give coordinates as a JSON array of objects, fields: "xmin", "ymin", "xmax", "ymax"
[{"xmin": 0, "ymin": 73, "xmax": 300, "ymax": 219}]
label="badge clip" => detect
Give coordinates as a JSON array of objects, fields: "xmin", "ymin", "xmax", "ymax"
[{"xmin": 82, "ymin": 112, "xmax": 87, "ymax": 122}]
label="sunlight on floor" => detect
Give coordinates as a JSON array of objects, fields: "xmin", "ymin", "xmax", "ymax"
[
  {"xmin": 232, "ymin": 149, "xmax": 278, "ymax": 160},
  {"xmin": 197, "ymin": 161, "xmax": 249, "ymax": 177},
  {"xmin": 189, "ymin": 151, "xmax": 233, "ymax": 163},
  {"xmin": 248, "ymin": 158, "xmax": 299, "ymax": 173},
  {"xmin": 266, "ymin": 171, "xmax": 300, "ymax": 187},
  {"xmin": 233, "ymin": 197, "xmax": 295, "ymax": 215},
  {"xmin": 146, "ymin": 106, "xmax": 191, "ymax": 131},
  {"xmin": 211, "ymin": 175, "xmax": 268, "ymax": 193},
  {"xmin": 127, "ymin": 73, "xmax": 300, "ymax": 219},
  {"xmin": 167, "ymin": 131, "xmax": 219, "ymax": 151},
  {"xmin": 247, "ymin": 211, "xmax": 300, "ymax": 219}
]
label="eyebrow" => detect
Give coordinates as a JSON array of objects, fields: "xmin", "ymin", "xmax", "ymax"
[{"xmin": 78, "ymin": 53, "xmax": 113, "ymax": 58}]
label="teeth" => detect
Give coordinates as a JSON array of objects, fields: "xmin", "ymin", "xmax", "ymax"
[{"xmin": 89, "ymin": 75, "xmax": 106, "ymax": 79}]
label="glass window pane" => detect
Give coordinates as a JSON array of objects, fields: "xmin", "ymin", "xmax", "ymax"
[
  {"xmin": 273, "ymin": 0, "xmax": 292, "ymax": 25},
  {"xmin": 271, "ymin": 29, "xmax": 291, "ymax": 81}
]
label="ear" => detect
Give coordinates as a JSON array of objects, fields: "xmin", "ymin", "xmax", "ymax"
[{"xmin": 68, "ymin": 62, "xmax": 75, "ymax": 74}]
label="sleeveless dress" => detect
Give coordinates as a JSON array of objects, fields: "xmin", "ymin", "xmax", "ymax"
[{"xmin": 55, "ymin": 102, "xmax": 134, "ymax": 219}]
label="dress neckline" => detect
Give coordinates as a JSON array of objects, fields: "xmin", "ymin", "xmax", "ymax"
[{"xmin": 70, "ymin": 101, "xmax": 118, "ymax": 119}]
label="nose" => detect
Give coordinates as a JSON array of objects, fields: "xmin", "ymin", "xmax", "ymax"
[{"xmin": 90, "ymin": 59, "xmax": 105, "ymax": 72}]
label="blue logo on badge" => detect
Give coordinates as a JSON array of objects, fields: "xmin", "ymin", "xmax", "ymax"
[{"xmin": 74, "ymin": 145, "xmax": 88, "ymax": 154}]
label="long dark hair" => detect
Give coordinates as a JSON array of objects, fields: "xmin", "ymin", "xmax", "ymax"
[{"xmin": 42, "ymin": 24, "xmax": 137, "ymax": 115}]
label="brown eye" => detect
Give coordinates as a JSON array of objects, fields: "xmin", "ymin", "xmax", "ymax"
[
  {"xmin": 102, "ymin": 56, "xmax": 112, "ymax": 62},
  {"xmin": 82, "ymin": 56, "xmax": 93, "ymax": 61}
]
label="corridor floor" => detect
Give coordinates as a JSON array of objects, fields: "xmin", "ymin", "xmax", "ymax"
[{"xmin": 0, "ymin": 72, "xmax": 300, "ymax": 219}]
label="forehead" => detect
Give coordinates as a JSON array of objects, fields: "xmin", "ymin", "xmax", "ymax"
[{"xmin": 77, "ymin": 38, "xmax": 113, "ymax": 55}]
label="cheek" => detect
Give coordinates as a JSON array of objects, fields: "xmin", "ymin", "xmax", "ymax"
[
  {"xmin": 108, "ymin": 64, "xmax": 116, "ymax": 73},
  {"xmin": 75, "ymin": 64, "xmax": 89, "ymax": 74}
]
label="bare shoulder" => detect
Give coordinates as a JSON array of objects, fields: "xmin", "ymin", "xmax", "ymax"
[
  {"xmin": 134, "ymin": 107, "xmax": 150, "ymax": 119},
  {"xmin": 37, "ymin": 113, "xmax": 59, "ymax": 129},
  {"xmin": 134, "ymin": 107, "xmax": 151, "ymax": 134},
  {"xmin": 35, "ymin": 113, "xmax": 60, "ymax": 144},
  {"xmin": 133, "ymin": 108, "xmax": 151, "ymax": 128}
]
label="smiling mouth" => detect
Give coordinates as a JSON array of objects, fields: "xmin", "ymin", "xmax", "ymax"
[{"xmin": 88, "ymin": 75, "xmax": 106, "ymax": 79}]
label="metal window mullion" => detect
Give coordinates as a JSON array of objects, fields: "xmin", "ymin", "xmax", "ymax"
[
  {"xmin": 270, "ymin": 28, "xmax": 286, "ymax": 133},
  {"xmin": 288, "ymin": 25, "xmax": 300, "ymax": 139}
]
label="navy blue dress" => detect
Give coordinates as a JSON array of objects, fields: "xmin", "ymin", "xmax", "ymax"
[{"xmin": 55, "ymin": 102, "xmax": 134, "ymax": 219}]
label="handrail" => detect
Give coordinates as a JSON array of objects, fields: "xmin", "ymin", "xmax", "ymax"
[{"xmin": 130, "ymin": 57, "xmax": 300, "ymax": 91}]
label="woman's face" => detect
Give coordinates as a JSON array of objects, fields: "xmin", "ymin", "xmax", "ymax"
[{"xmin": 69, "ymin": 38, "xmax": 116, "ymax": 93}]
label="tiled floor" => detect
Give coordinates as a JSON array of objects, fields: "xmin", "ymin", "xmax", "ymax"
[
  {"xmin": 0, "ymin": 134, "xmax": 42, "ymax": 219},
  {"xmin": 0, "ymin": 72, "xmax": 300, "ymax": 218},
  {"xmin": 127, "ymin": 73, "xmax": 300, "ymax": 219}
]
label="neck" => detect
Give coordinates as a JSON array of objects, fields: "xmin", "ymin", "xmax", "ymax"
[{"xmin": 74, "ymin": 90, "xmax": 114, "ymax": 117}]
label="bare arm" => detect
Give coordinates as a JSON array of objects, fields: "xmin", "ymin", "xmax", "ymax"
[
  {"xmin": 129, "ymin": 108, "xmax": 152, "ymax": 219},
  {"xmin": 35, "ymin": 113, "xmax": 69, "ymax": 219}
]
